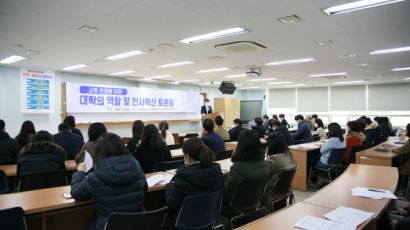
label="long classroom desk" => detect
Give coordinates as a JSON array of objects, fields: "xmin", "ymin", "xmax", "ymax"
[
  {"xmin": 0, "ymin": 160, "xmax": 77, "ymax": 177},
  {"xmin": 356, "ymin": 137, "xmax": 401, "ymax": 166},
  {"xmin": 225, "ymin": 138, "xmax": 268, "ymax": 153}
]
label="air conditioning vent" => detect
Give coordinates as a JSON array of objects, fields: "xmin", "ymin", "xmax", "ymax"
[
  {"xmin": 320, "ymin": 75, "xmax": 349, "ymax": 80},
  {"xmin": 215, "ymin": 41, "xmax": 267, "ymax": 53}
]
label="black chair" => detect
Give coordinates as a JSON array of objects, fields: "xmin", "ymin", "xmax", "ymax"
[
  {"xmin": 0, "ymin": 170, "xmax": 8, "ymax": 194},
  {"xmin": 312, "ymin": 135, "xmax": 320, "ymax": 142},
  {"xmin": 271, "ymin": 167, "xmax": 298, "ymax": 212},
  {"xmin": 0, "ymin": 151, "xmax": 15, "ymax": 165},
  {"xmin": 308, "ymin": 148, "xmax": 345, "ymax": 188},
  {"xmin": 348, "ymin": 145, "xmax": 362, "ymax": 163},
  {"xmin": 175, "ymin": 189, "xmax": 224, "ymax": 230},
  {"xmin": 104, "ymin": 206, "xmax": 168, "ymax": 230},
  {"xmin": 215, "ymin": 150, "xmax": 233, "ymax": 161},
  {"xmin": 168, "ymin": 144, "xmax": 182, "ymax": 150},
  {"xmin": 154, "ymin": 159, "xmax": 184, "ymax": 172},
  {"xmin": 185, "ymin": 133, "xmax": 199, "ymax": 139},
  {"xmin": 229, "ymin": 176, "xmax": 269, "ymax": 228},
  {"xmin": 19, "ymin": 170, "xmax": 68, "ymax": 192},
  {"xmin": 0, "ymin": 207, "xmax": 27, "ymax": 230}
]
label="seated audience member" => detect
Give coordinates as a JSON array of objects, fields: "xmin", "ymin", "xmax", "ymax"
[
  {"xmin": 159, "ymin": 120, "xmax": 175, "ymax": 145},
  {"xmin": 311, "ymin": 114, "xmax": 318, "ymax": 131},
  {"xmin": 75, "ymin": 122, "xmax": 107, "ymax": 164},
  {"xmin": 378, "ymin": 117, "xmax": 392, "ymax": 141},
  {"xmin": 214, "ymin": 115, "xmax": 230, "ymax": 141},
  {"xmin": 392, "ymin": 123, "xmax": 410, "ymax": 178},
  {"xmin": 263, "ymin": 131, "xmax": 296, "ymax": 213},
  {"xmin": 15, "ymin": 120, "xmax": 36, "ymax": 151},
  {"xmin": 343, "ymin": 120, "xmax": 365, "ymax": 163},
  {"xmin": 315, "ymin": 119, "xmax": 327, "ymax": 140},
  {"xmin": 53, "ymin": 123, "xmax": 84, "ymax": 160},
  {"xmin": 229, "ymin": 119, "xmax": 245, "ymax": 141},
  {"xmin": 366, "ymin": 116, "xmax": 380, "ymax": 130},
  {"xmin": 268, "ymin": 119, "xmax": 293, "ymax": 145},
  {"xmin": 127, "ymin": 120, "xmax": 144, "ymax": 154},
  {"xmin": 272, "ymin": 114, "xmax": 279, "ymax": 121},
  {"xmin": 201, "ymin": 118, "xmax": 225, "ymax": 153},
  {"xmin": 222, "ymin": 129, "xmax": 270, "ymax": 218},
  {"xmin": 165, "ymin": 138, "xmax": 224, "ymax": 213},
  {"xmin": 134, "ymin": 124, "xmax": 172, "ymax": 173},
  {"xmin": 247, "ymin": 120, "xmax": 255, "ymax": 129},
  {"xmin": 71, "ymin": 133, "xmax": 147, "ymax": 230},
  {"xmin": 252, "ymin": 117, "xmax": 267, "ymax": 138},
  {"xmin": 263, "ymin": 115, "xmax": 270, "ymax": 127},
  {"xmin": 292, "ymin": 115, "xmax": 313, "ymax": 143},
  {"xmin": 17, "ymin": 131, "xmax": 67, "ymax": 182},
  {"xmin": 64, "ymin": 115, "xmax": 83, "ymax": 138},
  {"xmin": 0, "ymin": 119, "xmax": 18, "ymax": 164},
  {"xmin": 279, "ymin": 114, "xmax": 288, "ymax": 127},
  {"xmin": 356, "ymin": 118, "xmax": 370, "ymax": 144}
]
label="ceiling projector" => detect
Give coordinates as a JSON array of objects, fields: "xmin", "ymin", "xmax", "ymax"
[{"xmin": 246, "ymin": 68, "xmax": 261, "ymax": 77}]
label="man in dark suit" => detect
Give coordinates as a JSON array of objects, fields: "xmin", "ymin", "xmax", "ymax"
[
  {"xmin": 53, "ymin": 123, "xmax": 84, "ymax": 160},
  {"xmin": 201, "ymin": 118, "xmax": 225, "ymax": 153},
  {"xmin": 229, "ymin": 118, "xmax": 245, "ymax": 141},
  {"xmin": 201, "ymin": 98, "xmax": 213, "ymax": 115},
  {"xmin": 292, "ymin": 115, "xmax": 313, "ymax": 143}
]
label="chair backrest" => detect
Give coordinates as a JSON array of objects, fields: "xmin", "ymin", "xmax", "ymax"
[
  {"xmin": 185, "ymin": 133, "xmax": 199, "ymax": 139},
  {"xmin": 230, "ymin": 176, "xmax": 268, "ymax": 213},
  {"xmin": 312, "ymin": 135, "xmax": 320, "ymax": 142},
  {"xmin": 0, "ymin": 170, "xmax": 9, "ymax": 194},
  {"xmin": 19, "ymin": 170, "xmax": 68, "ymax": 192},
  {"xmin": 348, "ymin": 145, "xmax": 362, "ymax": 162},
  {"xmin": 0, "ymin": 207, "xmax": 27, "ymax": 230},
  {"xmin": 153, "ymin": 159, "xmax": 184, "ymax": 172},
  {"xmin": 168, "ymin": 144, "xmax": 182, "ymax": 150},
  {"xmin": 215, "ymin": 150, "xmax": 233, "ymax": 161},
  {"xmin": 327, "ymin": 148, "xmax": 345, "ymax": 167},
  {"xmin": 175, "ymin": 189, "xmax": 224, "ymax": 230},
  {"xmin": 104, "ymin": 206, "xmax": 168, "ymax": 230},
  {"xmin": 271, "ymin": 167, "xmax": 297, "ymax": 198}
]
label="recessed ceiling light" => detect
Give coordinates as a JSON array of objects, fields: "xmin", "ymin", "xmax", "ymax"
[
  {"xmin": 208, "ymin": 56, "xmax": 223, "ymax": 60},
  {"xmin": 0, "ymin": 55, "xmax": 27, "ymax": 64},
  {"xmin": 105, "ymin": 50, "xmax": 145, "ymax": 60},
  {"xmin": 157, "ymin": 44, "xmax": 174, "ymax": 48},
  {"xmin": 335, "ymin": 80, "xmax": 367, "ymax": 84},
  {"xmin": 179, "ymin": 79, "xmax": 201, "ymax": 82},
  {"xmin": 157, "ymin": 61, "xmax": 195, "ymax": 68},
  {"xmin": 266, "ymin": 81, "xmax": 294, "ymax": 85},
  {"xmin": 355, "ymin": 63, "xmax": 368, "ymax": 67},
  {"xmin": 338, "ymin": 53, "xmax": 357, "ymax": 59},
  {"xmin": 403, "ymin": 77, "xmax": 410, "ymax": 80},
  {"xmin": 224, "ymin": 74, "xmax": 247, "ymax": 78},
  {"xmin": 283, "ymin": 84, "xmax": 305, "ymax": 87},
  {"xmin": 247, "ymin": 78, "xmax": 278, "ymax": 82},
  {"xmin": 146, "ymin": 74, "xmax": 173, "ymax": 79},
  {"xmin": 391, "ymin": 67, "xmax": 410, "ymax": 71},
  {"xmin": 322, "ymin": 0, "xmax": 405, "ymax": 16},
  {"xmin": 369, "ymin": 46, "xmax": 410, "ymax": 55},
  {"xmin": 316, "ymin": 40, "xmax": 335, "ymax": 46},
  {"xmin": 278, "ymin": 15, "xmax": 301, "ymax": 24},
  {"xmin": 108, "ymin": 70, "xmax": 135, "ymax": 76},
  {"xmin": 196, "ymin": 68, "xmax": 231, "ymax": 73},
  {"xmin": 239, "ymin": 87, "xmax": 259, "ymax": 89},
  {"xmin": 62, "ymin": 64, "xmax": 89, "ymax": 71},
  {"xmin": 308, "ymin": 72, "xmax": 348, "ymax": 77},
  {"xmin": 179, "ymin": 27, "xmax": 248, "ymax": 44},
  {"xmin": 365, "ymin": 70, "xmax": 376, "ymax": 73},
  {"xmin": 265, "ymin": 58, "xmax": 317, "ymax": 66},
  {"xmin": 77, "ymin": 25, "xmax": 99, "ymax": 33}
]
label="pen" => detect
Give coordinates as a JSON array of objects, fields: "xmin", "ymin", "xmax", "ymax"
[{"xmin": 368, "ymin": 189, "xmax": 385, "ymax": 193}]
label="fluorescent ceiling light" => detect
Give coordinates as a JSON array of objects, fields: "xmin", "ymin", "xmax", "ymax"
[
  {"xmin": 180, "ymin": 79, "xmax": 201, "ymax": 82},
  {"xmin": 284, "ymin": 84, "xmax": 305, "ymax": 87},
  {"xmin": 266, "ymin": 81, "xmax": 294, "ymax": 85},
  {"xmin": 62, "ymin": 64, "xmax": 89, "ymax": 71},
  {"xmin": 403, "ymin": 77, "xmax": 410, "ymax": 80},
  {"xmin": 0, "ymin": 55, "xmax": 27, "ymax": 64},
  {"xmin": 179, "ymin": 27, "xmax": 248, "ymax": 44},
  {"xmin": 142, "ymin": 78, "xmax": 154, "ymax": 81},
  {"xmin": 157, "ymin": 61, "xmax": 195, "ymax": 68},
  {"xmin": 391, "ymin": 67, "xmax": 410, "ymax": 71},
  {"xmin": 196, "ymin": 67, "xmax": 231, "ymax": 73},
  {"xmin": 105, "ymin": 50, "xmax": 145, "ymax": 60},
  {"xmin": 239, "ymin": 87, "xmax": 259, "ymax": 89},
  {"xmin": 265, "ymin": 58, "xmax": 316, "ymax": 66},
  {"xmin": 370, "ymin": 46, "xmax": 410, "ymax": 55},
  {"xmin": 146, "ymin": 74, "xmax": 173, "ymax": 79},
  {"xmin": 308, "ymin": 72, "xmax": 348, "ymax": 77},
  {"xmin": 323, "ymin": 0, "xmax": 405, "ymax": 16},
  {"xmin": 224, "ymin": 74, "xmax": 247, "ymax": 78},
  {"xmin": 202, "ymin": 82, "xmax": 212, "ymax": 85},
  {"xmin": 335, "ymin": 80, "xmax": 367, "ymax": 84},
  {"xmin": 213, "ymin": 81, "xmax": 222, "ymax": 85},
  {"xmin": 108, "ymin": 70, "xmax": 135, "ymax": 76},
  {"xmin": 247, "ymin": 77, "xmax": 278, "ymax": 82}
]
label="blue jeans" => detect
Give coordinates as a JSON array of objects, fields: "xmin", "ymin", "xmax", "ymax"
[{"xmin": 315, "ymin": 160, "xmax": 329, "ymax": 170}]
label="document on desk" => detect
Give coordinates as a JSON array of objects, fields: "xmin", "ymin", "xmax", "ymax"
[
  {"xmin": 351, "ymin": 186, "xmax": 397, "ymax": 200},
  {"xmin": 84, "ymin": 150, "xmax": 93, "ymax": 172},
  {"xmin": 294, "ymin": 215, "xmax": 355, "ymax": 230},
  {"xmin": 297, "ymin": 143, "xmax": 320, "ymax": 149},
  {"xmin": 147, "ymin": 174, "xmax": 173, "ymax": 187},
  {"xmin": 324, "ymin": 206, "xmax": 373, "ymax": 227}
]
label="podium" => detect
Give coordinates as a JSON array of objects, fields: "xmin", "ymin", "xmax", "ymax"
[{"xmin": 202, "ymin": 112, "xmax": 219, "ymax": 122}]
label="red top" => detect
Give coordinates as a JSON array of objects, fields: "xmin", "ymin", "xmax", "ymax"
[{"xmin": 343, "ymin": 134, "xmax": 363, "ymax": 163}]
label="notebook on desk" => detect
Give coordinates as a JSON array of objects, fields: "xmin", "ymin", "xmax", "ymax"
[{"xmin": 375, "ymin": 147, "xmax": 391, "ymax": 152}]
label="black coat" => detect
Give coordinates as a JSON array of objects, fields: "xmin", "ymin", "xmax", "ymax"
[
  {"xmin": 165, "ymin": 162, "xmax": 224, "ymax": 212},
  {"xmin": 201, "ymin": 105, "xmax": 213, "ymax": 115},
  {"xmin": 53, "ymin": 130, "xmax": 84, "ymax": 159},
  {"xmin": 72, "ymin": 128, "xmax": 83, "ymax": 138},
  {"xmin": 126, "ymin": 137, "xmax": 141, "ymax": 154},
  {"xmin": 201, "ymin": 131, "xmax": 225, "ymax": 153},
  {"xmin": 71, "ymin": 155, "xmax": 147, "ymax": 230},
  {"xmin": 281, "ymin": 119, "xmax": 288, "ymax": 127},
  {"xmin": 252, "ymin": 125, "xmax": 267, "ymax": 138},
  {"xmin": 229, "ymin": 126, "xmax": 245, "ymax": 141},
  {"xmin": 134, "ymin": 143, "xmax": 172, "ymax": 173},
  {"xmin": 269, "ymin": 126, "xmax": 294, "ymax": 146},
  {"xmin": 0, "ymin": 131, "xmax": 18, "ymax": 164}
]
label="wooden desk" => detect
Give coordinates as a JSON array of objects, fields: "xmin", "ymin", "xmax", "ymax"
[
  {"xmin": 0, "ymin": 160, "xmax": 77, "ymax": 177},
  {"xmin": 225, "ymin": 138, "xmax": 268, "ymax": 153},
  {"xmin": 356, "ymin": 138, "xmax": 401, "ymax": 166},
  {"xmin": 170, "ymin": 148, "xmax": 184, "ymax": 159},
  {"xmin": 288, "ymin": 141, "xmax": 322, "ymax": 192},
  {"xmin": 177, "ymin": 133, "xmax": 199, "ymax": 145}
]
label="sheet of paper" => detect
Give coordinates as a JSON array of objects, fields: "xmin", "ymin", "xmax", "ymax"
[
  {"xmin": 297, "ymin": 143, "xmax": 320, "ymax": 149},
  {"xmin": 351, "ymin": 187, "xmax": 397, "ymax": 200},
  {"xmin": 324, "ymin": 206, "xmax": 373, "ymax": 227},
  {"xmin": 147, "ymin": 173, "xmax": 174, "ymax": 187},
  {"xmin": 158, "ymin": 174, "xmax": 173, "ymax": 185},
  {"xmin": 84, "ymin": 150, "xmax": 93, "ymax": 172},
  {"xmin": 294, "ymin": 215, "xmax": 355, "ymax": 230}
]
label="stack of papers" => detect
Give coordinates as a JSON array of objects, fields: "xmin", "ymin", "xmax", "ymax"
[
  {"xmin": 351, "ymin": 187, "xmax": 397, "ymax": 200},
  {"xmin": 297, "ymin": 143, "xmax": 321, "ymax": 149},
  {"xmin": 294, "ymin": 216, "xmax": 355, "ymax": 230},
  {"xmin": 147, "ymin": 174, "xmax": 173, "ymax": 187}
]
